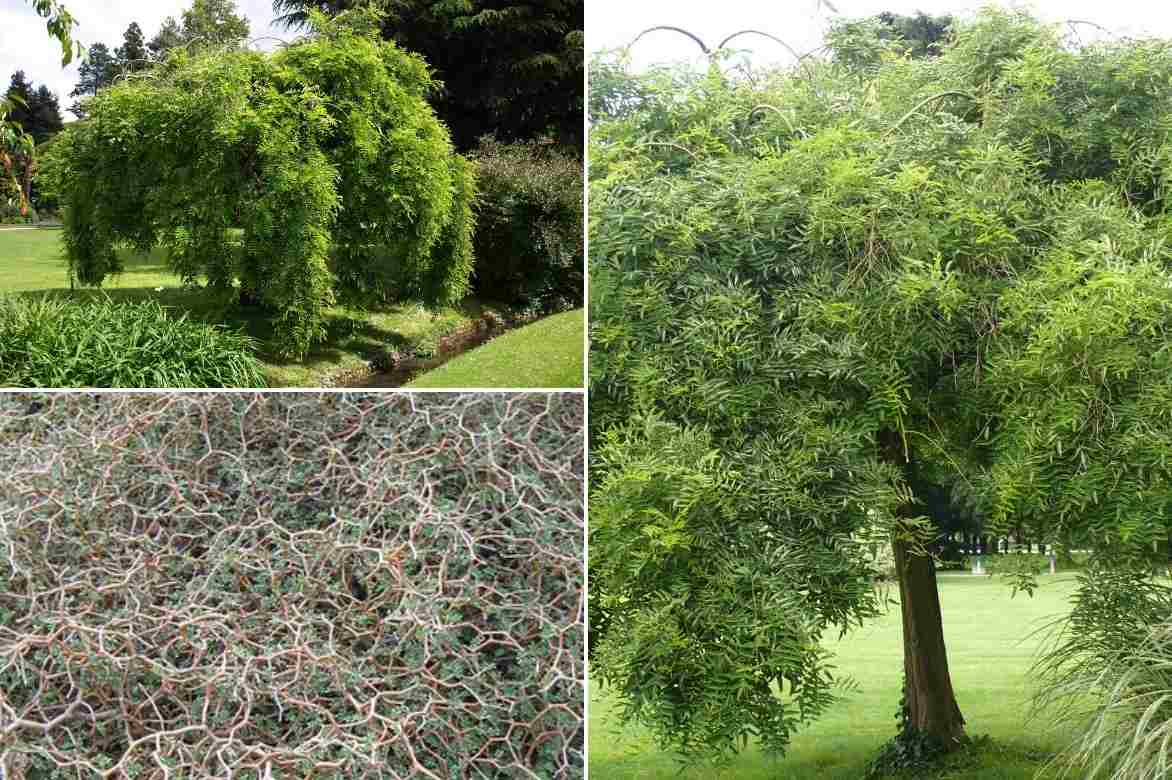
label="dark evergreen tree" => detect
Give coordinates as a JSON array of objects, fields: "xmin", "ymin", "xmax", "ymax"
[
  {"xmin": 115, "ymin": 22, "xmax": 150, "ymax": 76},
  {"xmin": 148, "ymin": 17, "xmax": 184, "ymax": 59},
  {"xmin": 68, "ymin": 42, "xmax": 116, "ymax": 118},
  {"xmin": 5, "ymin": 71, "xmax": 34, "ymax": 136},
  {"xmin": 272, "ymin": 0, "xmax": 583, "ymax": 152},
  {"xmin": 4, "ymin": 73, "xmax": 60, "ymax": 145},
  {"xmin": 876, "ymin": 11, "xmax": 953, "ymax": 58},
  {"xmin": 27, "ymin": 85, "xmax": 63, "ymax": 144}
]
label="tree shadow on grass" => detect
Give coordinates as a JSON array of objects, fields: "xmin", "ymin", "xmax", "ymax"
[{"xmin": 12, "ymin": 285, "xmax": 503, "ymax": 383}]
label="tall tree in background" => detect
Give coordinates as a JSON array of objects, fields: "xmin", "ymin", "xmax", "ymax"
[
  {"xmin": 180, "ymin": 0, "xmax": 251, "ymax": 47},
  {"xmin": 115, "ymin": 22, "xmax": 150, "ymax": 76},
  {"xmin": 4, "ymin": 0, "xmax": 78, "ymax": 214},
  {"xmin": 6, "ymin": 73, "xmax": 64, "ymax": 145},
  {"xmin": 150, "ymin": 0, "xmax": 251, "ymax": 58},
  {"xmin": 876, "ymin": 11, "xmax": 953, "ymax": 58},
  {"xmin": 273, "ymin": 0, "xmax": 583, "ymax": 152},
  {"xmin": 6, "ymin": 71, "xmax": 35, "ymax": 135},
  {"xmin": 68, "ymin": 43, "xmax": 115, "ymax": 118},
  {"xmin": 148, "ymin": 17, "xmax": 184, "ymax": 58}
]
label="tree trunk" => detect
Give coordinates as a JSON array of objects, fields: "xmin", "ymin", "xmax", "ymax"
[
  {"xmin": 893, "ymin": 537, "xmax": 967, "ymax": 748},
  {"xmin": 878, "ymin": 427, "xmax": 967, "ymax": 751}
]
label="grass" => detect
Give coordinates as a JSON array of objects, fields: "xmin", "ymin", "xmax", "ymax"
[
  {"xmin": 0, "ymin": 228, "xmax": 581, "ymax": 388},
  {"xmin": 590, "ymin": 573, "xmax": 1086, "ymax": 779},
  {"xmin": 406, "ymin": 308, "xmax": 584, "ymax": 388}
]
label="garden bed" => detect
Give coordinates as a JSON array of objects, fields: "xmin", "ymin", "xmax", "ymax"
[{"xmin": 0, "ymin": 229, "xmax": 583, "ymax": 388}]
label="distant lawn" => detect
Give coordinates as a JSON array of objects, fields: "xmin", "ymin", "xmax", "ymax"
[
  {"xmin": 407, "ymin": 308, "xmax": 584, "ymax": 389},
  {"xmin": 591, "ymin": 573, "xmax": 1085, "ymax": 780},
  {"xmin": 0, "ymin": 228, "xmax": 559, "ymax": 388}
]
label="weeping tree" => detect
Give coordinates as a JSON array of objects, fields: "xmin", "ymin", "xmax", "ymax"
[
  {"xmin": 590, "ymin": 8, "xmax": 1172, "ymax": 768},
  {"xmin": 41, "ymin": 9, "xmax": 476, "ymax": 359}
]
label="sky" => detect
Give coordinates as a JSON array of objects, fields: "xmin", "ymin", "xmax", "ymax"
[
  {"xmin": 0, "ymin": 0, "xmax": 290, "ymax": 119},
  {"xmin": 586, "ymin": 0, "xmax": 1172, "ymax": 71}
]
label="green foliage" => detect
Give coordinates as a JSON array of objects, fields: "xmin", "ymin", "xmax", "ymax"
[
  {"xmin": 1032, "ymin": 560, "xmax": 1172, "ymax": 779},
  {"xmin": 6, "ymin": 71, "xmax": 62, "ymax": 145},
  {"xmin": 876, "ymin": 11, "xmax": 954, "ymax": 59},
  {"xmin": 68, "ymin": 42, "xmax": 116, "ymax": 117},
  {"xmin": 470, "ymin": 139, "xmax": 583, "ymax": 312},
  {"xmin": 865, "ymin": 678, "xmax": 974, "ymax": 778},
  {"xmin": 0, "ymin": 294, "xmax": 266, "ymax": 387},
  {"xmin": 44, "ymin": 10, "xmax": 476, "ymax": 359},
  {"xmin": 273, "ymin": 0, "xmax": 584, "ymax": 151},
  {"xmin": 590, "ymin": 6, "xmax": 1172, "ymax": 765},
  {"xmin": 591, "ymin": 412, "xmax": 885, "ymax": 762},
  {"xmin": 23, "ymin": 0, "xmax": 81, "ymax": 65}
]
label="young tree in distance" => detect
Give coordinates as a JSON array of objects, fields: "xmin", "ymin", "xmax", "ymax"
[
  {"xmin": 150, "ymin": 0, "xmax": 251, "ymax": 58},
  {"xmin": 180, "ymin": 0, "xmax": 250, "ymax": 47},
  {"xmin": 272, "ymin": 0, "xmax": 583, "ymax": 152},
  {"xmin": 590, "ymin": 8, "xmax": 1172, "ymax": 769}
]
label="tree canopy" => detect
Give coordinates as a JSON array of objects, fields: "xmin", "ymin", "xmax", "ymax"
[
  {"xmin": 43, "ymin": 9, "xmax": 476, "ymax": 359},
  {"xmin": 590, "ymin": 7, "xmax": 1172, "ymax": 765},
  {"xmin": 273, "ymin": 0, "xmax": 584, "ymax": 151},
  {"xmin": 6, "ymin": 71, "xmax": 63, "ymax": 145},
  {"xmin": 68, "ymin": 42, "xmax": 115, "ymax": 117}
]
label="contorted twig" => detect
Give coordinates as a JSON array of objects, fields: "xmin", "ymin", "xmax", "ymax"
[{"xmin": 0, "ymin": 393, "xmax": 585, "ymax": 779}]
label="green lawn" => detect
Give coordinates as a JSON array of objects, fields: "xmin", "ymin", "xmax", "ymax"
[
  {"xmin": 406, "ymin": 308, "xmax": 584, "ymax": 388},
  {"xmin": 0, "ymin": 228, "xmax": 580, "ymax": 388},
  {"xmin": 590, "ymin": 573, "xmax": 1084, "ymax": 779}
]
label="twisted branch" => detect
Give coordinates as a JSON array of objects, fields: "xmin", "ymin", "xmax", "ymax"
[{"xmin": 0, "ymin": 393, "xmax": 585, "ymax": 779}]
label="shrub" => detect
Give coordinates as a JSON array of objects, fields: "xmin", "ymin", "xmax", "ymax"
[
  {"xmin": 0, "ymin": 392, "xmax": 585, "ymax": 778},
  {"xmin": 470, "ymin": 139, "xmax": 583, "ymax": 313},
  {"xmin": 40, "ymin": 9, "xmax": 476, "ymax": 359},
  {"xmin": 1033, "ymin": 559, "xmax": 1172, "ymax": 780},
  {"xmin": 0, "ymin": 294, "xmax": 266, "ymax": 387}
]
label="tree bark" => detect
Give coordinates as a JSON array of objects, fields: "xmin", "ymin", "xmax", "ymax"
[
  {"xmin": 893, "ymin": 537, "xmax": 967, "ymax": 748},
  {"xmin": 878, "ymin": 428, "xmax": 967, "ymax": 750}
]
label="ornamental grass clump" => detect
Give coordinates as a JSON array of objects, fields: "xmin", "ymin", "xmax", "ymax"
[
  {"xmin": 0, "ymin": 392, "xmax": 584, "ymax": 779},
  {"xmin": 40, "ymin": 8, "xmax": 477, "ymax": 359},
  {"xmin": 0, "ymin": 294, "xmax": 265, "ymax": 388}
]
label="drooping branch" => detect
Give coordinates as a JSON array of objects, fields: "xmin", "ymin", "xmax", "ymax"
[
  {"xmin": 716, "ymin": 29, "xmax": 805, "ymax": 63},
  {"xmin": 629, "ymin": 25, "xmax": 711, "ymax": 55},
  {"xmin": 886, "ymin": 91, "xmax": 978, "ymax": 136},
  {"xmin": 748, "ymin": 103, "xmax": 807, "ymax": 138}
]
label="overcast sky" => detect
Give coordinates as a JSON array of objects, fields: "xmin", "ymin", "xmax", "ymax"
[
  {"xmin": 0, "ymin": 0, "xmax": 290, "ymax": 118},
  {"xmin": 586, "ymin": 0, "xmax": 1172, "ymax": 72}
]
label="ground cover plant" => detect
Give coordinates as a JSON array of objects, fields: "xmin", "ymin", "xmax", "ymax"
[
  {"xmin": 0, "ymin": 294, "xmax": 265, "ymax": 387},
  {"xmin": 406, "ymin": 308, "xmax": 584, "ymax": 389},
  {"xmin": 0, "ymin": 392, "xmax": 585, "ymax": 779},
  {"xmin": 40, "ymin": 8, "xmax": 476, "ymax": 359},
  {"xmin": 0, "ymin": 228, "xmax": 511, "ymax": 388},
  {"xmin": 590, "ymin": 6, "xmax": 1172, "ymax": 774}
]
